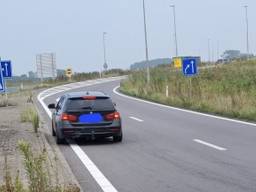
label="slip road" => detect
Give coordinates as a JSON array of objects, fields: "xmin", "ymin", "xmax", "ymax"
[{"xmin": 37, "ymin": 77, "xmax": 256, "ymax": 192}]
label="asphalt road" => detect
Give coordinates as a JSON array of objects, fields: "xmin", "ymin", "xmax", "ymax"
[{"xmin": 37, "ymin": 78, "xmax": 256, "ymax": 192}]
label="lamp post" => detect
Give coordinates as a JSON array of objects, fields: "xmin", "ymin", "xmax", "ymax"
[
  {"xmin": 170, "ymin": 5, "xmax": 178, "ymax": 57},
  {"xmin": 244, "ymin": 5, "xmax": 249, "ymax": 58},
  {"xmin": 103, "ymin": 32, "xmax": 108, "ymax": 71},
  {"xmin": 208, "ymin": 38, "xmax": 211, "ymax": 65},
  {"xmin": 142, "ymin": 0, "xmax": 150, "ymax": 83}
]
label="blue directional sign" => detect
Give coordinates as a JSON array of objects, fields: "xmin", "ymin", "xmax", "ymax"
[
  {"xmin": 182, "ymin": 57, "xmax": 198, "ymax": 76},
  {"xmin": 0, "ymin": 65, "xmax": 4, "ymax": 92},
  {"xmin": 1, "ymin": 61, "xmax": 12, "ymax": 78}
]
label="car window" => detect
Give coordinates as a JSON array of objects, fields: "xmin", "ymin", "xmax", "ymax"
[
  {"xmin": 56, "ymin": 96, "xmax": 65, "ymax": 111},
  {"xmin": 66, "ymin": 98, "xmax": 115, "ymax": 111}
]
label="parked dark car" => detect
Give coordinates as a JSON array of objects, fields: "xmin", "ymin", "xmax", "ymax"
[{"xmin": 48, "ymin": 91, "xmax": 122, "ymax": 144}]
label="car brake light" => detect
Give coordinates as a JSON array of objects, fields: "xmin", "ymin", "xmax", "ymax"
[
  {"xmin": 82, "ymin": 96, "xmax": 96, "ymax": 100},
  {"xmin": 104, "ymin": 112, "xmax": 120, "ymax": 121},
  {"xmin": 61, "ymin": 113, "xmax": 77, "ymax": 122}
]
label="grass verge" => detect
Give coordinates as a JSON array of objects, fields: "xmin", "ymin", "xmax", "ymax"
[{"xmin": 120, "ymin": 60, "xmax": 256, "ymax": 121}]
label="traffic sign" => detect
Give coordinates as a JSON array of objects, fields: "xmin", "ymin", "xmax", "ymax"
[
  {"xmin": 103, "ymin": 62, "xmax": 108, "ymax": 70},
  {"xmin": 182, "ymin": 57, "xmax": 198, "ymax": 76},
  {"xmin": 173, "ymin": 57, "xmax": 182, "ymax": 68},
  {"xmin": 65, "ymin": 68, "xmax": 73, "ymax": 78},
  {"xmin": 1, "ymin": 60, "xmax": 12, "ymax": 78},
  {"xmin": 0, "ymin": 64, "xmax": 5, "ymax": 92}
]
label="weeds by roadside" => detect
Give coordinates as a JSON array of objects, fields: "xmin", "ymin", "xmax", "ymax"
[
  {"xmin": 0, "ymin": 141, "xmax": 80, "ymax": 192},
  {"xmin": 0, "ymin": 156, "xmax": 26, "ymax": 192},
  {"xmin": 120, "ymin": 60, "xmax": 256, "ymax": 121},
  {"xmin": 20, "ymin": 108, "xmax": 39, "ymax": 133}
]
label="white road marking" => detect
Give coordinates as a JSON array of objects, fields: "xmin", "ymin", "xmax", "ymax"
[
  {"xmin": 37, "ymin": 77, "xmax": 124, "ymax": 192},
  {"xmin": 129, "ymin": 116, "xmax": 144, "ymax": 122},
  {"xmin": 56, "ymin": 97, "xmax": 60, "ymax": 103},
  {"xmin": 113, "ymin": 86, "xmax": 256, "ymax": 128},
  {"xmin": 69, "ymin": 143, "xmax": 118, "ymax": 192},
  {"xmin": 194, "ymin": 139, "xmax": 227, "ymax": 151}
]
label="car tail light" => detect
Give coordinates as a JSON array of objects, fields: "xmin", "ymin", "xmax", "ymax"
[
  {"xmin": 82, "ymin": 96, "xmax": 96, "ymax": 100},
  {"xmin": 104, "ymin": 112, "xmax": 120, "ymax": 121},
  {"xmin": 61, "ymin": 113, "xmax": 77, "ymax": 122}
]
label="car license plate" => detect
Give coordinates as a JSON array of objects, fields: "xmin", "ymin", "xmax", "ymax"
[{"xmin": 79, "ymin": 113, "xmax": 103, "ymax": 123}]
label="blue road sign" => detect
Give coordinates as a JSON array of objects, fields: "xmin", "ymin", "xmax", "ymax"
[
  {"xmin": 182, "ymin": 58, "xmax": 198, "ymax": 76},
  {"xmin": 1, "ymin": 60, "xmax": 12, "ymax": 78},
  {"xmin": 0, "ymin": 64, "xmax": 4, "ymax": 92}
]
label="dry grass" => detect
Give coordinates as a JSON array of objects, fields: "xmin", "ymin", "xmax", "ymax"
[
  {"xmin": 120, "ymin": 60, "xmax": 256, "ymax": 121},
  {"xmin": 20, "ymin": 107, "xmax": 39, "ymax": 133},
  {"xmin": 0, "ymin": 141, "xmax": 80, "ymax": 192}
]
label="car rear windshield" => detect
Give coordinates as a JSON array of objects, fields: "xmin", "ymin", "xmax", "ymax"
[{"xmin": 66, "ymin": 97, "xmax": 115, "ymax": 111}]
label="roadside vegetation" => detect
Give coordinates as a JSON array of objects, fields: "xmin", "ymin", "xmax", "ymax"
[
  {"xmin": 20, "ymin": 107, "xmax": 39, "ymax": 133},
  {"xmin": 8, "ymin": 69, "xmax": 129, "ymax": 93},
  {"xmin": 120, "ymin": 60, "xmax": 256, "ymax": 121},
  {"xmin": 0, "ymin": 141, "xmax": 80, "ymax": 192}
]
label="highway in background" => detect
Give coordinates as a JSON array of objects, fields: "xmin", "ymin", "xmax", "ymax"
[{"xmin": 37, "ymin": 78, "xmax": 256, "ymax": 192}]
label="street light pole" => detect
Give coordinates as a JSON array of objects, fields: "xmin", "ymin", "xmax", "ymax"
[
  {"xmin": 102, "ymin": 32, "xmax": 108, "ymax": 77},
  {"xmin": 142, "ymin": 0, "xmax": 150, "ymax": 84},
  {"xmin": 170, "ymin": 5, "xmax": 178, "ymax": 57},
  {"xmin": 244, "ymin": 5, "xmax": 249, "ymax": 57},
  {"xmin": 208, "ymin": 38, "xmax": 211, "ymax": 65}
]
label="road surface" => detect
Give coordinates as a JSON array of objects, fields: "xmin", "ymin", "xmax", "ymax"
[{"xmin": 37, "ymin": 77, "xmax": 256, "ymax": 192}]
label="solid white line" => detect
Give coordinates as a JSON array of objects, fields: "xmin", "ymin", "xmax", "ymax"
[
  {"xmin": 113, "ymin": 86, "xmax": 256, "ymax": 128},
  {"xmin": 37, "ymin": 77, "xmax": 123, "ymax": 192},
  {"xmin": 194, "ymin": 139, "xmax": 227, "ymax": 151},
  {"xmin": 129, "ymin": 116, "xmax": 144, "ymax": 122},
  {"xmin": 69, "ymin": 143, "xmax": 118, "ymax": 192}
]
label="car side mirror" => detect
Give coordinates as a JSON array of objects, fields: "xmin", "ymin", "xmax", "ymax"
[{"xmin": 48, "ymin": 103, "xmax": 56, "ymax": 109}]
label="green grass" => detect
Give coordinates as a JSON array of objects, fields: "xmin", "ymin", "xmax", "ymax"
[{"xmin": 120, "ymin": 60, "xmax": 256, "ymax": 121}]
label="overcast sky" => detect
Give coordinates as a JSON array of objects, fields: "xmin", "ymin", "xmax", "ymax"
[{"xmin": 0, "ymin": 0, "xmax": 255, "ymax": 75}]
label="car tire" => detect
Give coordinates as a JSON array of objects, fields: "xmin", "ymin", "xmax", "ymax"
[
  {"xmin": 52, "ymin": 122, "xmax": 56, "ymax": 136},
  {"xmin": 113, "ymin": 133, "xmax": 123, "ymax": 142},
  {"xmin": 56, "ymin": 132, "xmax": 65, "ymax": 144}
]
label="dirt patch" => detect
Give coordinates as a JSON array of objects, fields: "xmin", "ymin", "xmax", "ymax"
[{"xmin": 0, "ymin": 92, "xmax": 80, "ymax": 190}]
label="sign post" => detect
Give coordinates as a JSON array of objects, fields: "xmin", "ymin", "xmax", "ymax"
[
  {"xmin": 0, "ymin": 59, "xmax": 4, "ymax": 94},
  {"xmin": 173, "ymin": 57, "xmax": 182, "ymax": 69},
  {"xmin": 182, "ymin": 57, "xmax": 198, "ymax": 99},
  {"xmin": 1, "ymin": 60, "xmax": 12, "ymax": 106},
  {"xmin": 65, "ymin": 68, "xmax": 73, "ymax": 82}
]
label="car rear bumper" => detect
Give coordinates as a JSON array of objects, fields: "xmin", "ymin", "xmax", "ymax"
[{"xmin": 61, "ymin": 127, "xmax": 122, "ymax": 138}]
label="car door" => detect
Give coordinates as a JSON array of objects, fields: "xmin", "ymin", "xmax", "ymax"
[{"xmin": 54, "ymin": 96, "xmax": 66, "ymax": 129}]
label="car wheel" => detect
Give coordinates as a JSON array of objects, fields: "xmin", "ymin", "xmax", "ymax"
[
  {"xmin": 52, "ymin": 122, "xmax": 56, "ymax": 136},
  {"xmin": 56, "ymin": 132, "xmax": 65, "ymax": 144},
  {"xmin": 113, "ymin": 133, "xmax": 123, "ymax": 142}
]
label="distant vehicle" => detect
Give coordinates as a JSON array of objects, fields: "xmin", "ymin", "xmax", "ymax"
[
  {"xmin": 216, "ymin": 59, "xmax": 229, "ymax": 64},
  {"xmin": 48, "ymin": 91, "xmax": 123, "ymax": 144}
]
